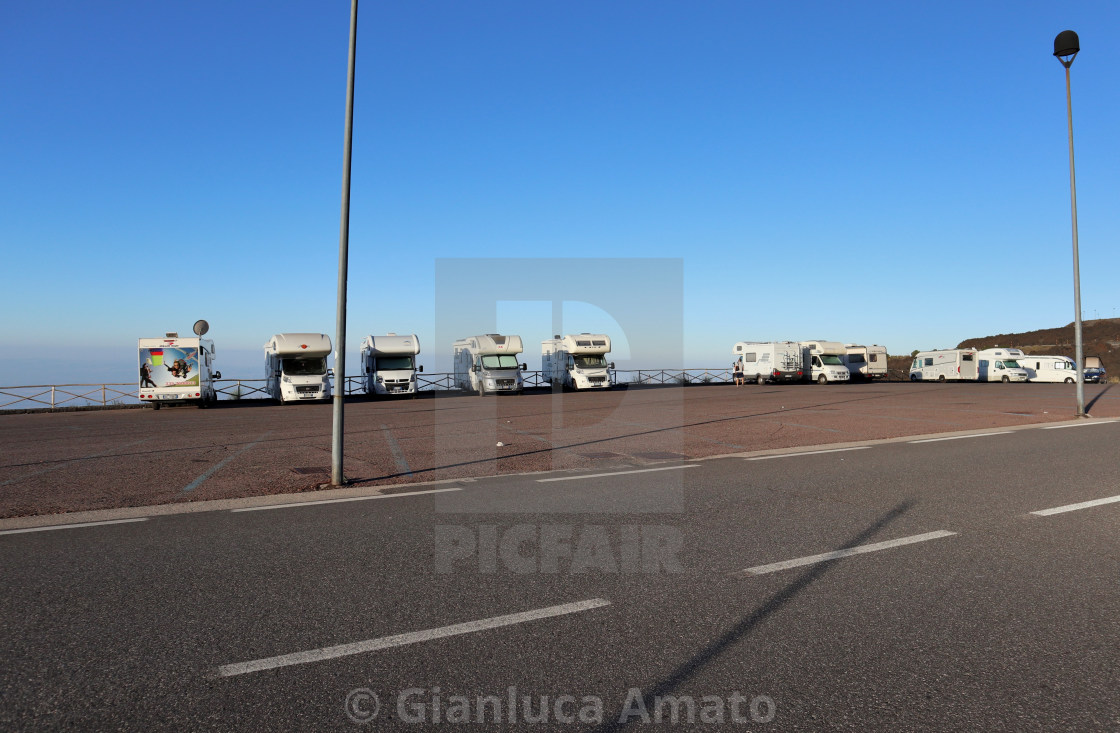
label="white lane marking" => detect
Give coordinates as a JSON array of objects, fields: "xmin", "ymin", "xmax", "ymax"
[
  {"xmin": 734, "ymin": 530, "xmax": 957, "ymax": 576},
  {"xmin": 1031, "ymin": 494, "xmax": 1120, "ymax": 517},
  {"xmin": 381, "ymin": 424, "xmax": 413, "ymax": 476},
  {"xmin": 908, "ymin": 432, "xmax": 1012, "ymax": 444},
  {"xmin": 536, "ymin": 465, "xmax": 697, "ymax": 483},
  {"xmin": 182, "ymin": 432, "xmax": 271, "ymax": 493},
  {"xmin": 218, "ymin": 598, "xmax": 611, "ymax": 677},
  {"xmin": 0, "ymin": 518, "xmax": 148, "ymax": 536},
  {"xmin": 1041, "ymin": 420, "xmax": 1118, "ymax": 430},
  {"xmin": 231, "ymin": 487, "xmax": 462, "ymax": 513},
  {"xmin": 746, "ymin": 446, "xmax": 870, "ymax": 461}
]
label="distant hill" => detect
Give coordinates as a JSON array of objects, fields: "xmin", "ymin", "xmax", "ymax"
[
  {"xmin": 958, "ymin": 318, "xmax": 1119, "ymax": 380},
  {"xmin": 883, "ymin": 319, "xmax": 1119, "ymax": 381}
]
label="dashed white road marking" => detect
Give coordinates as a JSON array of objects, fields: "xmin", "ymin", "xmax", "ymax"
[
  {"xmin": 218, "ymin": 598, "xmax": 611, "ymax": 677},
  {"xmin": 536, "ymin": 465, "xmax": 697, "ymax": 483},
  {"xmin": 231, "ymin": 487, "xmax": 462, "ymax": 513},
  {"xmin": 1031, "ymin": 494, "xmax": 1120, "ymax": 517},
  {"xmin": 908, "ymin": 432, "xmax": 1012, "ymax": 444},
  {"xmin": 733, "ymin": 530, "xmax": 957, "ymax": 576},
  {"xmin": 746, "ymin": 446, "xmax": 870, "ymax": 461},
  {"xmin": 1041, "ymin": 420, "xmax": 1118, "ymax": 430},
  {"xmin": 0, "ymin": 518, "xmax": 148, "ymax": 536}
]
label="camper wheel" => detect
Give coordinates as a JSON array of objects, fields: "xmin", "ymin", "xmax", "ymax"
[
  {"xmin": 1064, "ymin": 377, "xmax": 1074, "ymax": 384},
  {"xmin": 756, "ymin": 375, "xmax": 766, "ymax": 385},
  {"xmin": 153, "ymin": 402, "xmax": 161, "ymax": 411},
  {"xmin": 1001, "ymin": 375, "xmax": 1010, "ymax": 383},
  {"xmin": 938, "ymin": 375, "xmax": 946, "ymax": 382},
  {"xmin": 817, "ymin": 374, "xmax": 828, "ymax": 385},
  {"xmin": 910, "ymin": 374, "xmax": 920, "ymax": 382}
]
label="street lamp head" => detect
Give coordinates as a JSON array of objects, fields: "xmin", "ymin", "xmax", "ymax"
[{"xmin": 1054, "ymin": 30, "xmax": 1079, "ymax": 67}]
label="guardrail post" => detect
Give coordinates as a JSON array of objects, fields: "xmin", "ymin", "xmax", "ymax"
[
  {"xmin": 102, "ymin": 385, "xmax": 106, "ymax": 405},
  {"xmin": 51, "ymin": 386, "xmax": 55, "ymax": 409}
]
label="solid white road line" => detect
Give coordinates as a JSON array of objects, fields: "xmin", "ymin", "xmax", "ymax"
[
  {"xmin": 536, "ymin": 465, "xmax": 697, "ymax": 483},
  {"xmin": 0, "ymin": 518, "xmax": 148, "ymax": 536},
  {"xmin": 218, "ymin": 598, "xmax": 611, "ymax": 677},
  {"xmin": 746, "ymin": 446, "xmax": 870, "ymax": 461},
  {"xmin": 1041, "ymin": 420, "xmax": 1118, "ymax": 430},
  {"xmin": 231, "ymin": 487, "xmax": 463, "ymax": 513},
  {"xmin": 1031, "ymin": 494, "xmax": 1120, "ymax": 517},
  {"xmin": 908, "ymin": 432, "xmax": 1012, "ymax": 444},
  {"xmin": 734, "ymin": 530, "xmax": 957, "ymax": 576}
]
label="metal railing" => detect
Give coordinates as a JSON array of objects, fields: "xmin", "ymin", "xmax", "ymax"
[{"xmin": 4, "ymin": 367, "xmax": 918, "ymax": 410}]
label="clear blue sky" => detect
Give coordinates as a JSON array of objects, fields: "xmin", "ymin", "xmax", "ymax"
[{"xmin": 2, "ymin": 1, "xmax": 1118, "ymax": 384}]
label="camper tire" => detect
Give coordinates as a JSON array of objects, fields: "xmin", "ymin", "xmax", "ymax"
[
  {"xmin": 153, "ymin": 402, "xmax": 161, "ymax": 411},
  {"xmin": 1064, "ymin": 377, "xmax": 1074, "ymax": 384},
  {"xmin": 910, "ymin": 374, "xmax": 919, "ymax": 382},
  {"xmin": 756, "ymin": 375, "xmax": 766, "ymax": 385},
  {"xmin": 817, "ymin": 374, "xmax": 828, "ymax": 385},
  {"xmin": 1002, "ymin": 375, "xmax": 1010, "ymax": 383},
  {"xmin": 938, "ymin": 375, "xmax": 946, "ymax": 382}
]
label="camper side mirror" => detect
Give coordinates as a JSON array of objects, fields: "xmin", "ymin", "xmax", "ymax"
[
  {"xmin": 328, "ymin": 369, "xmax": 335, "ymax": 378},
  {"xmin": 418, "ymin": 365, "xmax": 424, "ymax": 372},
  {"xmin": 471, "ymin": 365, "xmax": 478, "ymax": 373},
  {"xmin": 521, "ymin": 363, "xmax": 527, "ymax": 371},
  {"xmin": 609, "ymin": 362, "xmax": 615, "ymax": 370},
  {"xmin": 214, "ymin": 371, "xmax": 222, "ymax": 380}
]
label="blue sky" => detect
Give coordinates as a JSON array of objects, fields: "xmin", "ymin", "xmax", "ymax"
[{"xmin": 2, "ymin": 1, "xmax": 1118, "ymax": 384}]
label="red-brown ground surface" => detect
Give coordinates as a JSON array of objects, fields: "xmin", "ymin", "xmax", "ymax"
[{"xmin": 1, "ymin": 381, "xmax": 1116, "ymax": 518}]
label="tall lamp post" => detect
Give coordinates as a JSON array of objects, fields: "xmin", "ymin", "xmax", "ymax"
[
  {"xmin": 1053, "ymin": 30, "xmax": 1086, "ymax": 418},
  {"xmin": 333, "ymin": 0, "xmax": 359, "ymax": 485}
]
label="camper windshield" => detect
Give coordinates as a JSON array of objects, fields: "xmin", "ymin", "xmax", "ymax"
[
  {"xmin": 481, "ymin": 355, "xmax": 520, "ymax": 369},
  {"xmin": 282, "ymin": 357, "xmax": 327, "ymax": 376},
  {"xmin": 574, "ymin": 355, "xmax": 608, "ymax": 369},
  {"xmin": 376, "ymin": 356, "xmax": 414, "ymax": 370},
  {"xmin": 1003, "ymin": 360, "xmax": 1021, "ymax": 369},
  {"xmin": 820, "ymin": 355, "xmax": 844, "ymax": 366}
]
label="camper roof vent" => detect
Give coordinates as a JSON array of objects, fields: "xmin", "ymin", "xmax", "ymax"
[{"xmin": 166, "ymin": 332, "xmax": 178, "ymax": 338}]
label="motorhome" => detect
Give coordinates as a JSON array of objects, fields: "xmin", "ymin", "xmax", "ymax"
[
  {"xmin": 453, "ymin": 334, "xmax": 527, "ymax": 395},
  {"xmin": 731, "ymin": 341, "xmax": 803, "ymax": 384},
  {"xmin": 542, "ymin": 334, "xmax": 614, "ymax": 390},
  {"xmin": 909, "ymin": 349, "xmax": 978, "ymax": 382},
  {"xmin": 843, "ymin": 344, "xmax": 888, "ymax": 380},
  {"xmin": 975, "ymin": 348, "xmax": 1029, "ymax": 383},
  {"xmin": 1020, "ymin": 354, "xmax": 1079, "ymax": 383},
  {"xmin": 138, "ymin": 331, "xmax": 221, "ymax": 409},
  {"xmin": 264, "ymin": 333, "xmax": 332, "ymax": 403},
  {"xmin": 799, "ymin": 341, "xmax": 851, "ymax": 384},
  {"xmin": 360, "ymin": 333, "xmax": 422, "ymax": 398}
]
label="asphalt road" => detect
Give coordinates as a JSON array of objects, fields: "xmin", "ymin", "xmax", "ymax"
[
  {"xmin": 1, "ymin": 381, "xmax": 1117, "ymax": 518},
  {"xmin": 2, "ymin": 418, "xmax": 1119, "ymax": 730}
]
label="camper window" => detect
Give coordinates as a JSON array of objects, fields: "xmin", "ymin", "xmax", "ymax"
[
  {"xmin": 481, "ymin": 355, "xmax": 520, "ymax": 369},
  {"xmin": 924, "ymin": 358, "xmax": 933, "ymax": 367},
  {"xmin": 743, "ymin": 353, "xmax": 757, "ymax": 363},
  {"xmin": 377, "ymin": 356, "xmax": 414, "ymax": 370},
  {"xmin": 574, "ymin": 355, "xmax": 607, "ymax": 369},
  {"xmin": 848, "ymin": 354, "xmax": 866, "ymax": 364},
  {"xmin": 820, "ymin": 355, "xmax": 844, "ymax": 366},
  {"xmin": 962, "ymin": 354, "xmax": 975, "ymax": 361},
  {"xmin": 869, "ymin": 354, "xmax": 879, "ymax": 362},
  {"xmin": 282, "ymin": 357, "xmax": 327, "ymax": 376}
]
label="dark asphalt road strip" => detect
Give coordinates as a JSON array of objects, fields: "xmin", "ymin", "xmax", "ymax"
[{"xmin": 0, "ymin": 438, "xmax": 150, "ymax": 486}]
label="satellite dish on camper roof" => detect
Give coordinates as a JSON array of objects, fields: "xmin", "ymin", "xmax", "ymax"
[{"xmin": 193, "ymin": 320, "xmax": 210, "ymax": 336}]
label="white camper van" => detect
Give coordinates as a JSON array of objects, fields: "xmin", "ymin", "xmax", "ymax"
[
  {"xmin": 542, "ymin": 334, "xmax": 614, "ymax": 390},
  {"xmin": 909, "ymin": 349, "xmax": 978, "ymax": 382},
  {"xmin": 799, "ymin": 341, "xmax": 851, "ymax": 384},
  {"xmin": 843, "ymin": 344, "xmax": 888, "ymax": 380},
  {"xmin": 138, "ymin": 331, "xmax": 221, "ymax": 409},
  {"xmin": 732, "ymin": 341, "xmax": 803, "ymax": 384},
  {"xmin": 264, "ymin": 333, "xmax": 333, "ymax": 403},
  {"xmin": 453, "ymin": 334, "xmax": 527, "ymax": 395},
  {"xmin": 1021, "ymin": 354, "xmax": 1079, "ymax": 383},
  {"xmin": 975, "ymin": 348, "xmax": 1029, "ymax": 383},
  {"xmin": 360, "ymin": 333, "xmax": 422, "ymax": 397}
]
